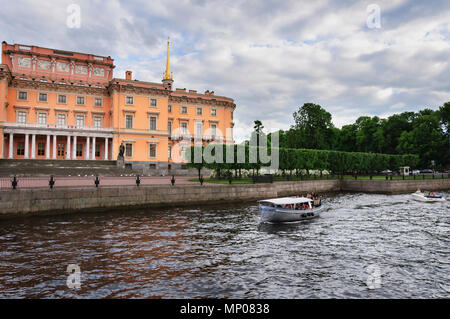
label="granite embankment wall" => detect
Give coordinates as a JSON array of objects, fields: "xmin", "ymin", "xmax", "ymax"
[
  {"xmin": 341, "ymin": 179, "xmax": 450, "ymax": 194},
  {"xmin": 0, "ymin": 179, "xmax": 448, "ymax": 218},
  {"xmin": 0, "ymin": 180, "xmax": 340, "ymax": 218}
]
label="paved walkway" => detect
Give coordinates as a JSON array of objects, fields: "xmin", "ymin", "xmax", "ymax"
[{"xmin": 0, "ymin": 175, "xmax": 201, "ymax": 189}]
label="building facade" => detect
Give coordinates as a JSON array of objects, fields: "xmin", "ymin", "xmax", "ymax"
[{"xmin": 0, "ymin": 41, "xmax": 236, "ymax": 172}]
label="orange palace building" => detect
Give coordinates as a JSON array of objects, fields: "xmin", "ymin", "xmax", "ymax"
[{"xmin": 0, "ymin": 41, "xmax": 236, "ymax": 172}]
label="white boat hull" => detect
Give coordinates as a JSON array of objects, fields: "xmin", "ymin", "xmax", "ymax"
[
  {"xmin": 259, "ymin": 204, "xmax": 323, "ymax": 223},
  {"xmin": 411, "ymin": 193, "xmax": 446, "ymax": 202}
]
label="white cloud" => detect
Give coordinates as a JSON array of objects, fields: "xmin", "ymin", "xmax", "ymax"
[{"xmin": 1, "ymin": 0, "xmax": 450, "ymax": 142}]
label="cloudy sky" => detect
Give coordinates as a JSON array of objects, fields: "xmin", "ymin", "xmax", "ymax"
[{"xmin": 1, "ymin": 0, "xmax": 450, "ymax": 141}]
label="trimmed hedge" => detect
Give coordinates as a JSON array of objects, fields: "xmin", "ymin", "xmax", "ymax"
[{"xmin": 186, "ymin": 144, "xmax": 419, "ymax": 175}]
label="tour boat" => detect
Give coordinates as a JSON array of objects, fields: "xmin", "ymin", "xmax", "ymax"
[
  {"xmin": 411, "ymin": 191, "xmax": 446, "ymax": 202},
  {"xmin": 258, "ymin": 197, "xmax": 323, "ymax": 223}
]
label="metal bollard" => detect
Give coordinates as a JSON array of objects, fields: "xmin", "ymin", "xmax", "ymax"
[
  {"xmin": 94, "ymin": 176, "xmax": 100, "ymax": 188},
  {"xmin": 199, "ymin": 175, "xmax": 204, "ymax": 186},
  {"xmin": 171, "ymin": 175, "xmax": 175, "ymax": 186},
  {"xmin": 11, "ymin": 175, "xmax": 18, "ymax": 190},
  {"xmin": 49, "ymin": 175, "xmax": 55, "ymax": 189},
  {"xmin": 136, "ymin": 175, "xmax": 141, "ymax": 187}
]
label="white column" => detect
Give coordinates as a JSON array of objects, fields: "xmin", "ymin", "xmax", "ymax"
[
  {"xmin": 31, "ymin": 134, "xmax": 36, "ymax": 159},
  {"xmin": 85, "ymin": 137, "xmax": 90, "ymax": 160},
  {"xmin": 104, "ymin": 138, "xmax": 109, "ymax": 160},
  {"xmin": 46, "ymin": 135, "xmax": 50, "ymax": 159},
  {"xmin": 24, "ymin": 134, "xmax": 29, "ymax": 159},
  {"xmin": 8, "ymin": 133, "xmax": 14, "ymax": 159},
  {"xmin": 52, "ymin": 135, "xmax": 57, "ymax": 159},
  {"xmin": 66, "ymin": 135, "xmax": 71, "ymax": 160},
  {"xmin": 91, "ymin": 136, "xmax": 96, "ymax": 160},
  {"xmin": 72, "ymin": 135, "xmax": 77, "ymax": 159}
]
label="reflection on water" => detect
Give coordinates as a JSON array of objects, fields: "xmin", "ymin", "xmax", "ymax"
[{"xmin": 0, "ymin": 191, "xmax": 449, "ymax": 298}]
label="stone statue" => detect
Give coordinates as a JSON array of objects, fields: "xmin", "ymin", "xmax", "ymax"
[
  {"xmin": 117, "ymin": 143, "xmax": 125, "ymax": 168},
  {"xmin": 118, "ymin": 143, "xmax": 125, "ymax": 159}
]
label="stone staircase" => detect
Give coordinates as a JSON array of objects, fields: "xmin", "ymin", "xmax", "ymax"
[{"xmin": 0, "ymin": 159, "xmax": 140, "ymax": 177}]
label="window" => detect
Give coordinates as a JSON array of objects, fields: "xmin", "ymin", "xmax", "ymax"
[
  {"xmin": 94, "ymin": 116, "xmax": 102, "ymax": 128},
  {"xmin": 211, "ymin": 124, "xmax": 217, "ymax": 138},
  {"xmin": 39, "ymin": 93, "xmax": 47, "ymax": 102},
  {"xmin": 94, "ymin": 97, "xmax": 103, "ymax": 106},
  {"xmin": 197, "ymin": 107, "xmax": 202, "ymax": 115},
  {"xmin": 168, "ymin": 104, "xmax": 172, "ymax": 113},
  {"xmin": 150, "ymin": 99, "xmax": 157, "ymax": 107},
  {"xmin": 77, "ymin": 96, "xmax": 85, "ymax": 105},
  {"xmin": 57, "ymin": 113, "xmax": 66, "ymax": 127},
  {"xmin": 57, "ymin": 144, "xmax": 65, "ymax": 157},
  {"xmin": 18, "ymin": 91, "xmax": 27, "ymax": 100},
  {"xmin": 58, "ymin": 95, "xmax": 67, "ymax": 104},
  {"xmin": 211, "ymin": 108, "xmax": 217, "ymax": 116},
  {"xmin": 125, "ymin": 115, "xmax": 133, "ymax": 129},
  {"xmin": 181, "ymin": 106, "xmax": 187, "ymax": 114},
  {"xmin": 95, "ymin": 144, "xmax": 101, "ymax": 157},
  {"xmin": 149, "ymin": 143, "xmax": 157, "ymax": 158},
  {"xmin": 38, "ymin": 112, "xmax": 47, "ymax": 125},
  {"xmin": 76, "ymin": 144, "xmax": 83, "ymax": 157},
  {"xmin": 76, "ymin": 115, "xmax": 85, "ymax": 128},
  {"xmin": 37, "ymin": 142, "xmax": 45, "ymax": 156},
  {"xmin": 168, "ymin": 121, "xmax": 172, "ymax": 135},
  {"xmin": 17, "ymin": 142, "xmax": 25, "ymax": 156},
  {"xmin": 125, "ymin": 143, "xmax": 133, "ymax": 157},
  {"xmin": 168, "ymin": 146, "xmax": 172, "ymax": 159},
  {"xmin": 149, "ymin": 164, "xmax": 156, "ymax": 169},
  {"xmin": 17, "ymin": 111, "xmax": 27, "ymax": 124},
  {"xmin": 149, "ymin": 116, "xmax": 157, "ymax": 130},
  {"xmin": 126, "ymin": 96, "xmax": 134, "ymax": 105},
  {"xmin": 181, "ymin": 122, "xmax": 188, "ymax": 134},
  {"xmin": 196, "ymin": 123, "xmax": 203, "ymax": 137}
]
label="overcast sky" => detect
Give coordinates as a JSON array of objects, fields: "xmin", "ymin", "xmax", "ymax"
[{"xmin": 1, "ymin": 0, "xmax": 450, "ymax": 141}]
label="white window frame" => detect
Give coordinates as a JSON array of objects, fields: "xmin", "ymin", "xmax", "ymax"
[
  {"xmin": 75, "ymin": 114, "xmax": 85, "ymax": 128},
  {"xmin": 94, "ymin": 97, "xmax": 103, "ymax": 107},
  {"xmin": 17, "ymin": 111, "xmax": 27, "ymax": 124},
  {"xmin": 93, "ymin": 116, "xmax": 103, "ymax": 129},
  {"xmin": 125, "ymin": 114, "xmax": 134, "ymax": 129},
  {"xmin": 38, "ymin": 92, "xmax": 48, "ymax": 102},
  {"xmin": 150, "ymin": 98, "xmax": 157, "ymax": 107},
  {"xmin": 197, "ymin": 107, "xmax": 202, "ymax": 115},
  {"xmin": 57, "ymin": 113, "xmax": 67, "ymax": 127},
  {"xmin": 58, "ymin": 94, "xmax": 67, "ymax": 104},
  {"xmin": 181, "ymin": 106, "xmax": 187, "ymax": 114},
  {"xmin": 125, "ymin": 143, "xmax": 133, "ymax": 158},
  {"xmin": 37, "ymin": 112, "xmax": 48, "ymax": 125},
  {"xmin": 149, "ymin": 116, "xmax": 157, "ymax": 131},
  {"xmin": 76, "ymin": 96, "xmax": 85, "ymax": 105},
  {"xmin": 17, "ymin": 91, "xmax": 28, "ymax": 101},
  {"xmin": 181, "ymin": 122, "xmax": 188, "ymax": 135},
  {"xmin": 211, "ymin": 108, "xmax": 217, "ymax": 116},
  {"xmin": 125, "ymin": 96, "xmax": 134, "ymax": 105},
  {"xmin": 149, "ymin": 143, "xmax": 157, "ymax": 158}
]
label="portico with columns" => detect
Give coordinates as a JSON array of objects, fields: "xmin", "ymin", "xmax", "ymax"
[{"xmin": 3, "ymin": 125, "xmax": 113, "ymax": 161}]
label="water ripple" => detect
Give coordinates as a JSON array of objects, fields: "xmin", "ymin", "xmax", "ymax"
[{"xmin": 0, "ymin": 191, "xmax": 449, "ymax": 298}]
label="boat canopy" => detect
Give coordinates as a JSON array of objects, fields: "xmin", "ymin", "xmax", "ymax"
[{"xmin": 259, "ymin": 197, "xmax": 313, "ymax": 205}]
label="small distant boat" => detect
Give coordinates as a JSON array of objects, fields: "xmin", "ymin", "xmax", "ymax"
[
  {"xmin": 258, "ymin": 197, "xmax": 323, "ymax": 223},
  {"xmin": 411, "ymin": 191, "xmax": 446, "ymax": 202}
]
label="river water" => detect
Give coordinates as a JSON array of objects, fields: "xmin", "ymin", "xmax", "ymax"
[{"xmin": 0, "ymin": 192, "xmax": 449, "ymax": 299}]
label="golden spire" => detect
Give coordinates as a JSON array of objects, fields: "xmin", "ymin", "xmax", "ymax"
[{"xmin": 163, "ymin": 38, "xmax": 173, "ymax": 81}]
